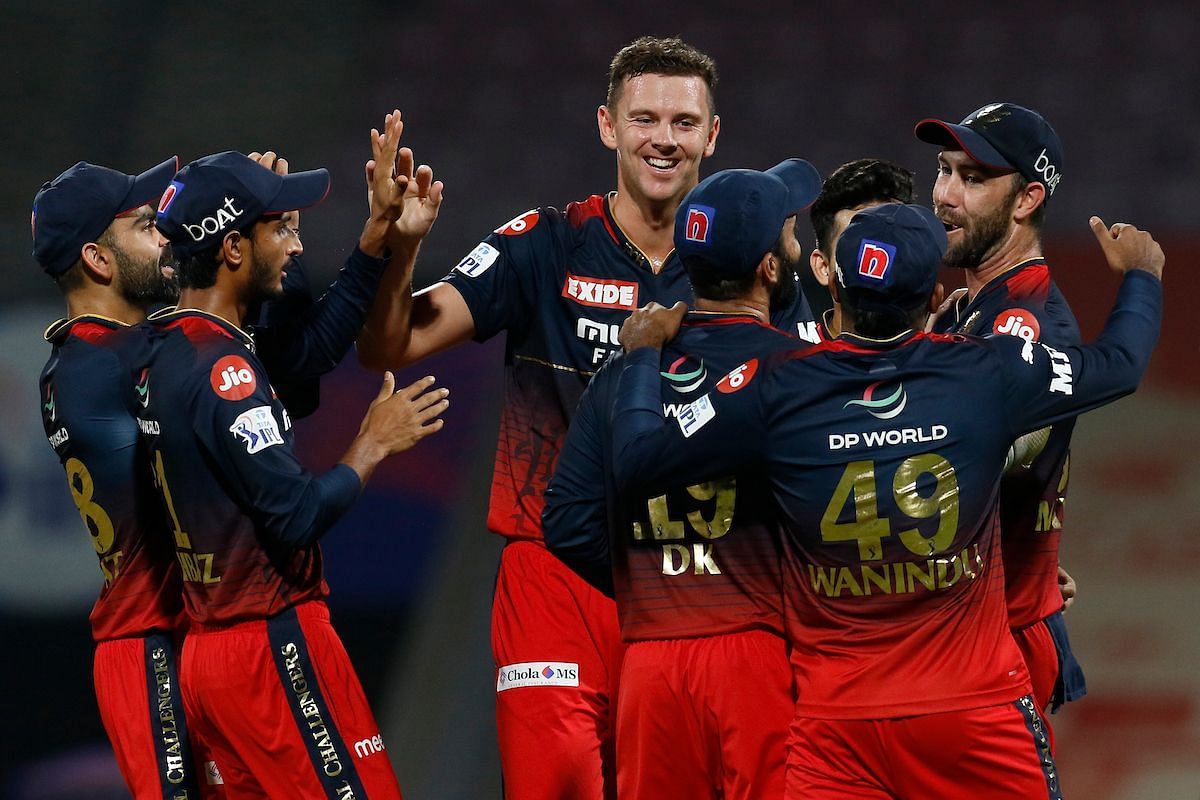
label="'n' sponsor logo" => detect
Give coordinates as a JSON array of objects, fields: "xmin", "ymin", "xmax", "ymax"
[
  {"xmin": 158, "ymin": 181, "xmax": 183, "ymax": 214},
  {"xmin": 210, "ymin": 355, "xmax": 256, "ymax": 400},
  {"xmin": 844, "ymin": 380, "xmax": 907, "ymax": 420},
  {"xmin": 562, "ymin": 274, "xmax": 639, "ymax": 310},
  {"xmin": 660, "ymin": 354, "xmax": 706, "ymax": 394},
  {"xmin": 494, "ymin": 209, "xmax": 540, "ymax": 236},
  {"xmin": 684, "ymin": 204, "xmax": 715, "ymax": 243},
  {"xmin": 717, "ymin": 359, "xmax": 758, "ymax": 393},
  {"xmin": 229, "ymin": 406, "xmax": 283, "ymax": 454},
  {"xmin": 136, "ymin": 368, "xmax": 151, "ymax": 408},
  {"xmin": 496, "ymin": 661, "xmax": 580, "ymax": 692},
  {"xmin": 857, "ymin": 239, "xmax": 896, "ymax": 281},
  {"xmin": 993, "ymin": 308, "xmax": 1040, "ymax": 343},
  {"xmin": 454, "ymin": 242, "xmax": 500, "ymax": 278}
]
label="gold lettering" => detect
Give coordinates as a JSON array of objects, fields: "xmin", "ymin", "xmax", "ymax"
[
  {"xmin": 905, "ymin": 561, "xmax": 937, "ymax": 592},
  {"xmin": 861, "ymin": 565, "xmax": 892, "ymax": 595}
]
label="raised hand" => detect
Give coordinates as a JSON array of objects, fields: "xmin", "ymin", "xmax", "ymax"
[{"xmin": 1089, "ymin": 216, "xmax": 1164, "ymax": 280}]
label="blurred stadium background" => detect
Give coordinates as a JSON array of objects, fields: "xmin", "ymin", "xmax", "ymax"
[{"xmin": 1, "ymin": 2, "xmax": 1196, "ymax": 797}]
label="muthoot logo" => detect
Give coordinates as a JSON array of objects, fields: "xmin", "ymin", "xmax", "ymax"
[{"xmin": 845, "ymin": 381, "xmax": 907, "ymax": 420}]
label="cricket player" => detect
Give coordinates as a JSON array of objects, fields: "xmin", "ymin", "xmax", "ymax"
[
  {"xmin": 34, "ymin": 133, "xmax": 411, "ymax": 798},
  {"xmin": 141, "ymin": 143, "xmax": 450, "ymax": 797},
  {"xmin": 543, "ymin": 159, "xmax": 822, "ymax": 798},
  {"xmin": 916, "ymin": 103, "xmax": 1087, "ymax": 723},
  {"xmin": 355, "ymin": 37, "xmax": 817, "ymax": 798},
  {"xmin": 611, "ymin": 202, "xmax": 1162, "ymax": 797}
]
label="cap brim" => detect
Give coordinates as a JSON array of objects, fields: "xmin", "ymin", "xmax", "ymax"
[
  {"xmin": 264, "ymin": 168, "xmax": 331, "ymax": 214},
  {"xmin": 765, "ymin": 158, "xmax": 823, "ymax": 213},
  {"xmin": 914, "ymin": 119, "xmax": 1015, "ymax": 173},
  {"xmin": 118, "ymin": 156, "xmax": 179, "ymax": 215}
]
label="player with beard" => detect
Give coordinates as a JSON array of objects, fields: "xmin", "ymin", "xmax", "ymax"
[
  {"xmin": 356, "ymin": 36, "xmax": 817, "ymax": 798},
  {"xmin": 543, "ymin": 161, "xmax": 821, "ymax": 799},
  {"xmin": 915, "ymin": 103, "xmax": 1087, "ymax": 732},
  {"xmin": 34, "ymin": 114, "xmax": 429, "ymax": 798},
  {"xmin": 140, "ymin": 146, "xmax": 447, "ymax": 797}
]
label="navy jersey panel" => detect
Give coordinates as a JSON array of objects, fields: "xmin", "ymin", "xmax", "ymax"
[
  {"xmin": 442, "ymin": 195, "xmax": 814, "ymax": 542},
  {"xmin": 40, "ymin": 318, "xmax": 182, "ymax": 640},
  {"xmin": 250, "ymin": 249, "xmax": 389, "ymax": 419},
  {"xmin": 934, "ymin": 260, "xmax": 1083, "ymax": 627},
  {"xmin": 139, "ymin": 310, "xmax": 360, "ymax": 625},
  {"xmin": 548, "ymin": 314, "xmax": 799, "ymax": 642},
  {"xmin": 609, "ymin": 271, "xmax": 1159, "ymax": 716}
]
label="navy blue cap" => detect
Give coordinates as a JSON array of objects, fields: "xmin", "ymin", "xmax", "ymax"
[
  {"xmin": 915, "ymin": 102, "xmax": 1064, "ymax": 200},
  {"xmin": 674, "ymin": 159, "xmax": 822, "ymax": 277},
  {"xmin": 835, "ymin": 203, "xmax": 947, "ymax": 315},
  {"xmin": 32, "ymin": 156, "xmax": 178, "ymax": 276},
  {"xmin": 156, "ymin": 151, "xmax": 330, "ymax": 257}
]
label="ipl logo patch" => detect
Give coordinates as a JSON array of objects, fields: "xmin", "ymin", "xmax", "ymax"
[
  {"xmin": 684, "ymin": 205, "xmax": 715, "ymax": 244},
  {"xmin": 857, "ymin": 239, "xmax": 896, "ymax": 281},
  {"xmin": 229, "ymin": 406, "xmax": 283, "ymax": 454}
]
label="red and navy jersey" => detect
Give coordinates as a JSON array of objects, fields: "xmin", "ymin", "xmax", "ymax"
[
  {"xmin": 442, "ymin": 194, "xmax": 815, "ymax": 543},
  {"xmin": 612, "ymin": 271, "xmax": 1160, "ymax": 717},
  {"xmin": 137, "ymin": 309, "xmax": 362, "ymax": 625},
  {"xmin": 932, "ymin": 259, "xmax": 1080, "ymax": 629},
  {"xmin": 39, "ymin": 316, "xmax": 182, "ymax": 641},
  {"xmin": 545, "ymin": 313, "xmax": 803, "ymax": 642}
]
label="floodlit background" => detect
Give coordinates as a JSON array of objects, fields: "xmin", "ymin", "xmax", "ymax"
[{"xmin": 2, "ymin": 2, "xmax": 1196, "ymax": 797}]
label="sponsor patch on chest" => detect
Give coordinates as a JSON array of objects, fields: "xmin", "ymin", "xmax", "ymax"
[{"xmin": 562, "ymin": 273, "xmax": 639, "ymax": 310}]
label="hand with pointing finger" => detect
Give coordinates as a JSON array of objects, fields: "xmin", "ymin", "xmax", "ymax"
[{"xmin": 1089, "ymin": 216, "xmax": 1164, "ymax": 280}]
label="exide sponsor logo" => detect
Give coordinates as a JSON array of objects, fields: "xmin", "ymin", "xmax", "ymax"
[{"xmin": 562, "ymin": 274, "xmax": 638, "ymax": 309}]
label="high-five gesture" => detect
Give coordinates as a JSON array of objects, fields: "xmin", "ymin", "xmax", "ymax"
[{"xmin": 360, "ymin": 110, "xmax": 408, "ymax": 256}]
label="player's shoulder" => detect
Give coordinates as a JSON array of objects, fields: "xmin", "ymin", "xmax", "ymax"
[{"xmin": 984, "ymin": 261, "xmax": 1080, "ymax": 346}]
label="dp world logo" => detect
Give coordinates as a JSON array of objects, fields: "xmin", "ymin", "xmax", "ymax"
[
  {"xmin": 661, "ymin": 355, "xmax": 707, "ymax": 394},
  {"xmin": 844, "ymin": 380, "xmax": 907, "ymax": 420}
]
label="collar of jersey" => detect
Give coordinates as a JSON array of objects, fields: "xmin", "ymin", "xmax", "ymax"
[
  {"xmin": 683, "ymin": 310, "xmax": 772, "ymax": 328},
  {"xmin": 604, "ymin": 192, "xmax": 677, "ymax": 271},
  {"xmin": 148, "ymin": 306, "xmax": 255, "ymax": 348},
  {"xmin": 838, "ymin": 328, "xmax": 922, "ymax": 349},
  {"xmin": 43, "ymin": 313, "xmax": 129, "ymax": 343},
  {"xmin": 954, "ymin": 257, "xmax": 1047, "ymax": 323}
]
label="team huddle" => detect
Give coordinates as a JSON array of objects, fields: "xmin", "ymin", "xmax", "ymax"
[{"xmin": 33, "ymin": 35, "xmax": 1163, "ymax": 800}]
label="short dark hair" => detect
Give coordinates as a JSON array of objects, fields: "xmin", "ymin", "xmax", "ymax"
[
  {"xmin": 607, "ymin": 36, "xmax": 717, "ymax": 117},
  {"xmin": 810, "ymin": 159, "xmax": 914, "ymax": 257},
  {"xmin": 175, "ymin": 222, "xmax": 256, "ymax": 290},
  {"xmin": 1011, "ymin": 173, "xmax": 1046, "ymax": 231},
  {"xmin": 682, "ymin": 255, "xmax": 756, "ymax": 301},
  {"xmin": 52, "ymin": 227, "xmax": 117, "ymax": 294},
  {"xmin": 841, "ymin": 297, "xmax": 926, "ymax": 340}
]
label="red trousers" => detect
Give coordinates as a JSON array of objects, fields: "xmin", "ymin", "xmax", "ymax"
[
  {"xmin": 492, "ymin": 540, "xmax": 625, "ymax": 799},
  {"xmin": 1012, "ymin": 618, "xmax": 1058, "ymax": 750},
  {"xmin": 180, "ymin": 601, "xmax": 402, "ymax": 799},
  {"xmin": 787, "ymin": 697, "xmax": 1061, "ymax": 799},
  {"xmin": 618, "ymin": 630, "xmax": 792, "ymax": 799}
]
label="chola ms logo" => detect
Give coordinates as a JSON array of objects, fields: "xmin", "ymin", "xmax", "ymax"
[
  {"xmin": 857, "ymin": 239, "xmax": 896, "ymax": 281},
  {"xmin": 661, "ymin": 355, "xmax": 707, "ymax": 393},
  {"xmin": 136, "ymin": 368, "xmax": 150, "ymax": 408},
  {"xmin": 684, "ymin": 205, "xmax": 714, "ymax": 243},
  {"xmin": 844, "ymin": 380, "xmax": 907, "ymax": 420}
]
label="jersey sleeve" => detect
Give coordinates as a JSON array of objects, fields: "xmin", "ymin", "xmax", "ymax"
[
  {"xmin": 188, "ymin": 344, "xmax": 362, "ymax": 548},
  {"xmin": 440, "ymin": 209, "xmax": 555, "ymax": 342},
  {"xmin": 542, "ymin": 360, "xmax": 617, "ymax": 596},
  {"xmin": 999, "ymin": 269, "xmax": 1162, "ymax": 437},
  {"xmin": 252, "ymin": 248, "xmax": 390, "ymax": 382}
]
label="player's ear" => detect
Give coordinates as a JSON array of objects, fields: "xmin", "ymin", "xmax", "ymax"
[
  {"xmin": 221, "ymin": 230, "xmax": 245, "ymax": 269},
  {"xmin": 597, "ymin": 105, "xmax": 618, "ymax": 152},
  {"xmin": 79, "ymin": 241, "xmax": 115, "ymax": 283},
  {"xmin": 929, "ymin": 282, "xmax": 946, "ymax": 313},
  {"xmin": 759, "ymin": 251, "xmax": 779, "ymax": 286},
  {"xmin": 1013, "ymin": 180, "xmax": 1046, "ymax": 224},
  {"xmin": 703, "ymin": 115, "xmax": 720, "ymax": 157},
  {"xmin": 809, "ymin": 248, "xmax": 830, "ymax": 287}
]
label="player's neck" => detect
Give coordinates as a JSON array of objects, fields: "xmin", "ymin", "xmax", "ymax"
[
  {"xmin": 609, "ymin": 187, "xmax": 679, "ymax": 273},
  {"xmin": 66, "ymin": 286, "xmax": 147, "ymax": 326},
  {"xmin": 693, "ymin": 295, "xmax": 769, "ymax": 322},
  {"xmin": 965, "ymin": 228, "xmax": 1042, "ymax": 300},
  {"xmin": 177, "ymin": 287, "xmax": 248, "ymax": 330},
  {"xmin": 826, "ymin": 305, "xmax": 843, "ymax": 337}
]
